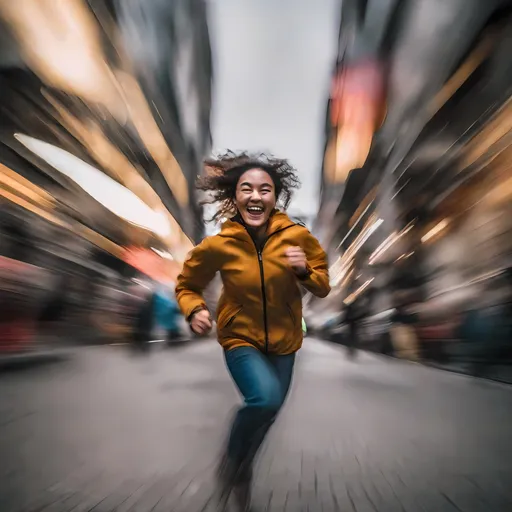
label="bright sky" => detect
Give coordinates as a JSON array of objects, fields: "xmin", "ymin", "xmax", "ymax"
[{"xmin": 208, "ymin": 0, "xmax": 340, "ymax": 218}]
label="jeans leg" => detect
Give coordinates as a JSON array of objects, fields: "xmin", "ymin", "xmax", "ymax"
[
  {"xmin": 223, "ymin": 347, "xmax": 295, "ymax": 474},
  {"xmin": 241, "ymin": 352, "xmax": 296, "ymax": 471}
]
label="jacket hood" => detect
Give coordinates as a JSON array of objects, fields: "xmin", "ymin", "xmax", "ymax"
[{"xmin": 219, "ymin": 209, "xmax": 297, "ymax": 240}]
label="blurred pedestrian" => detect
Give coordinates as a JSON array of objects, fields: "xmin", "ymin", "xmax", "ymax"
[
  {"xmin": 153, "ymin": 282, "xmax": 182, "ymax": 343},
  {"xmin": 37, "ymin": 274, "xmax": 71, "ymax": 339},
  {"xmin": 345, "ymin": 299, "xmax": 361, "ymax": 359},
  {"xmin": 344, "ymin": 286, "xmax": 373, "ymax": 359},
  {"xmin": 175, "ymin": 151, "xmax": 330, "ymax": 511},
  {"xmin": 390, "ymin": 296, "xmax": 420, "ymax": 361},
  {"xmin": 125, "ymin": 279, "xmax": 155, "ymax": 354}
]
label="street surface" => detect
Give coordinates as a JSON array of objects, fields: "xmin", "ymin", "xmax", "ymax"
[{"xmin": 1, "ymin": 338, "xmax": 511, "ymax": 512}]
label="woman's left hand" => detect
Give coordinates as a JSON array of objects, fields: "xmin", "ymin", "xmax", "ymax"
[{"xmin": 285, "ymin": 246, "xmax": 308, "ymax": 277}]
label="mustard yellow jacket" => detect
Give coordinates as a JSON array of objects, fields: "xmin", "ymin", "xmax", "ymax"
[{"xmin": 176, "ymin": 211, "xmax": 330, "ymax": 354}]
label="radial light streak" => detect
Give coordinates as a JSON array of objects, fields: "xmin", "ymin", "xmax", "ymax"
[{"xmin": 15, "ymin": 133, "xmax": 171, "ymax": 239}]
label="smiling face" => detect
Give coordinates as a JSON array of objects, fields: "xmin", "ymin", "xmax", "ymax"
[{"xmin": 235, "ymin": 168, "xmax": 277, "ymax": 230}]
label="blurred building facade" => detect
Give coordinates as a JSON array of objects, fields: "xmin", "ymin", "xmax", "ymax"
[
  {"xmin": 0, "ymin": 0, "xmax": 214, "ymax": 351},
  {"xmin": 116, "ymin": 0, "xmax": 213, "ymax": 243},
  {"xmin": 0, "ymin": 0, "xmax": 213, "ymax": 262},
  {"xmin": 313, "ymin": 0, "xmax": 512, "ymax": 381}
]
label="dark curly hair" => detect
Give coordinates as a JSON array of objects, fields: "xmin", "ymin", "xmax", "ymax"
[{"xmin": 198, "ymin": 151, "xmax": 301, "ymax": 222}]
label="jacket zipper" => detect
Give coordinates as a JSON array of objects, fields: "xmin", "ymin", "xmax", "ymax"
[
  {"xmin": 249, "ymin": 224, "xmax": 296, "ymax": 354},
  {"xmin": 256, "ymin": 249, "xmax": 269, "ymax": 352}
]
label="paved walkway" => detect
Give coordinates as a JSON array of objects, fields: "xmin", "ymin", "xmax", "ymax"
[{"xmin": 1, "ymin": 339, "xmax": 511, "ymax": 511}]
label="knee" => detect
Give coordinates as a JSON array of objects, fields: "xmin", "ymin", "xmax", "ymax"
[
  {"xmin": 262, "ymin": 394, "xmax": 283, "ymax": 415},
  {"xmin": 250, "ymin": 387, "xmax": 284, "ymax": 415}
]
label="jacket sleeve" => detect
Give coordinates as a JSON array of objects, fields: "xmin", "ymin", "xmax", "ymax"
[
  {"xmin": 175, "ymin": 237, "xmax": 219, "ymax": 320},
  {"xmin": 297, "ymin": 231, "xmax": 331, "ymax": 298}
]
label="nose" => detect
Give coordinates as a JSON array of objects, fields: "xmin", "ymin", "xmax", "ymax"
[{"xmin": 250, "ymin": 190, "xmax": 262, "ymax": 202}]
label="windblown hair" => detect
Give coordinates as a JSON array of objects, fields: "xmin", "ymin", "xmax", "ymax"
[{"xmin": 198, "ymin": 151, "xmax": 301, "ymax": 222}]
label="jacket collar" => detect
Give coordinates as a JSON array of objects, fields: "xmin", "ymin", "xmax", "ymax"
[{"xmin": 219, "ymin": 209, "xmax": 296, "ymax": 240}]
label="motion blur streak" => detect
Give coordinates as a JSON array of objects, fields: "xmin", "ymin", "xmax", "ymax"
[
  {"xmin": 115, "ymin": 71, "xmax": 190, "ymax": 208},
  {"xmin": 39, "ymin": 91, "xmax": 190, "ymax": 251},
  {"xmin": 3, "ymin": 0, "xmax": 192, "ymax": 210},
  {"xmin": 15, "ymin": 133, "xmax": 172, "ymax": 238},
  {"xmin": 0, "ymin": 0, "xmax": 123, "ymax": 115},
  {"xmin": 0, "ymin": 162, "xmax": 54, "ymax": 208},
  {"xmin": 1, "ymin": 1, "xmax": 512, "ymax": 511},
  {"xmin": 0, "ymin": 0, "xmax": 210, "ymax": 361},
  {"xmin": 314, "ymin": 0, "xmax": 512, "ymax": 391}
]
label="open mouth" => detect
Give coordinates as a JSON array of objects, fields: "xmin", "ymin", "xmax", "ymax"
[
  {"xmin": 246, "ymin": 206, "xmax": 265, "ymax": 218},
  {"xmin": 247, "ymin": 206, "xmax": 265, "ymax": 215}
]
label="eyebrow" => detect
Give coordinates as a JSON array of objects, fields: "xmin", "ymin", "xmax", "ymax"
[{"xmin": 239, "ymin": 181, "xmax": 273, "ymax": 188}]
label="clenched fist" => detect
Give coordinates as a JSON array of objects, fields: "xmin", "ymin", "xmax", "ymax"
[
  {"xmin": 285, "ymin": 246, "xmax": 308, "ymax": 277},
  {"xmin": 190, "ymin": 309, "xmax": 212, "ymax": 336}
]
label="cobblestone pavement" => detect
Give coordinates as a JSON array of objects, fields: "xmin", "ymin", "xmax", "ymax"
[{"xmin": 1, "ymin": 339, "xmax": 511, "ymax": 511}]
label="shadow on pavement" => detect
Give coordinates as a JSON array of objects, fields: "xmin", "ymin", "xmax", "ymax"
[{"xmin": 0, "ymin": 350, "xmax": 71, "ymax": 374}]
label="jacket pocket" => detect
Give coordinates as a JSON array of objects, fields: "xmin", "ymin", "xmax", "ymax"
[
  {"xmin": 286, "ymin": 303, "xmax": 296, "ymax": 326},
  {"xmin": 220, "ymin": 305, "xmax": 243, "ymax": 331}
]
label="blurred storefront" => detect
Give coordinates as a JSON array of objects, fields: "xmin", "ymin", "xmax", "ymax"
[
  {"xmin": 0, "ymin": 0, "xmax": 213, "ymax": 356},
  {"xmin": 313, "ymin": 0, "xmax": 512, "ymax": 382}
]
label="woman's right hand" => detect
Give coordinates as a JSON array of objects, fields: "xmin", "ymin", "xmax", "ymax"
[{"xmin": 190, "ymin": 309, "xmax": 212, "ymax": 336}]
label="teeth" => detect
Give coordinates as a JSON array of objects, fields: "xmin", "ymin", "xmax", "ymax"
[{"xmin": 247, "ymin": 207, "xmax": 263, "ymax": 213}]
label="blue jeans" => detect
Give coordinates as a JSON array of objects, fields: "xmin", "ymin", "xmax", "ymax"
[{"xmin": 224, "ymin": 346, "xmax": 296, "ymax": 476}]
